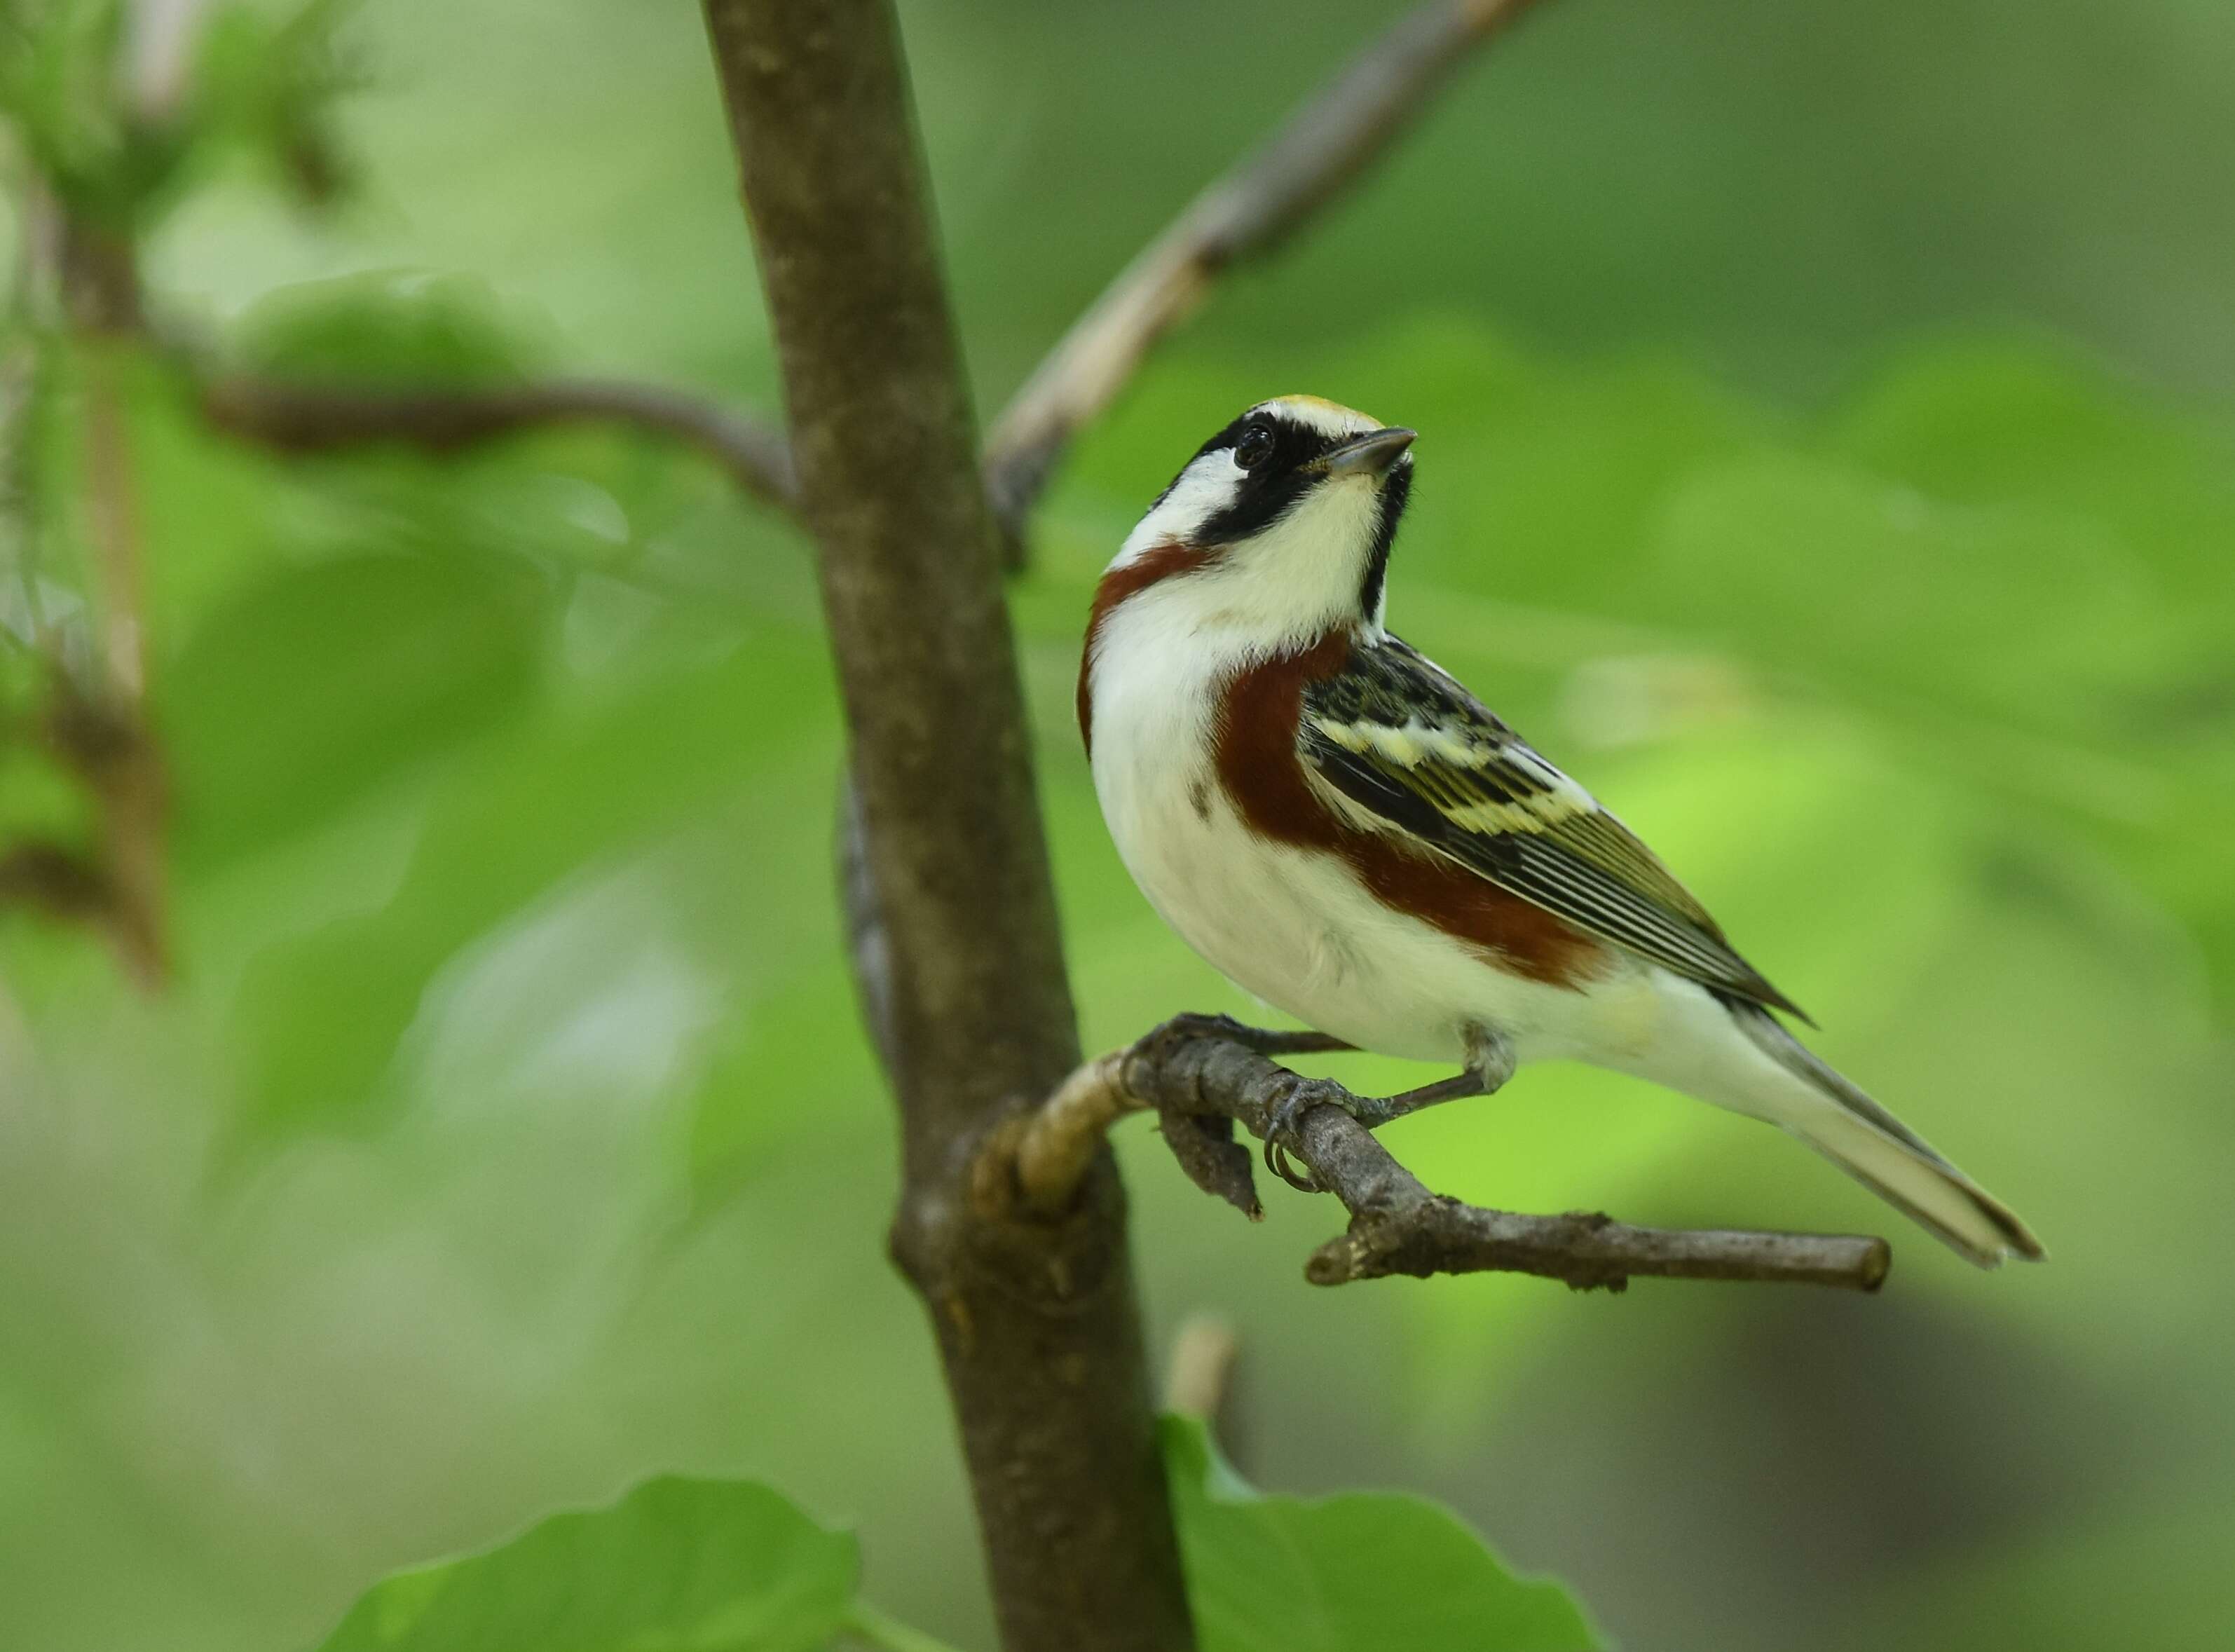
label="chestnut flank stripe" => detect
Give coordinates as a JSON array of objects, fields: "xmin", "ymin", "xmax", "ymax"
[{"xmin": 1212, "ymin": 634, "xmax": 1604, "ymax": 989}]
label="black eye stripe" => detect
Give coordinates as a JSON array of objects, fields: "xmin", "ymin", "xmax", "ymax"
[
  {"xmin": 1154, "ymin": 404, "xmax": 1397, "ymax": 545},
  {"xmin": 1195, "ymin": 465, "xmax": 1317, "ymax": 545}
]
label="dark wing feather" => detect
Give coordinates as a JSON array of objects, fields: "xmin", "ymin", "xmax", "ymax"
[{"xmin": 1301, "ymin": 636, "xmax": 1809, "ymax": 1020}]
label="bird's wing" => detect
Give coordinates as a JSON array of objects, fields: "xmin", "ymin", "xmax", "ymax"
[{"xmin": 1300, "ymin": 636, "xmax": 1808, "ymax": 1020}]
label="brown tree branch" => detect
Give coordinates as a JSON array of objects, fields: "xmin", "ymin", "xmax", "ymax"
[
  {"xmin": 1002, "ymin": 1019, "xmax": 1892, "ymax": 1295},
  {"xmin": 197, "ymin": 374, "xmax": 799, "ymax": 513},
  {"xmin": 980, "ymin": 0, "xmax": 1547, "ymax": 537},
  {"xmin": 699, "ymin": 4, "xmax": 1193, "ymax": 1650}
]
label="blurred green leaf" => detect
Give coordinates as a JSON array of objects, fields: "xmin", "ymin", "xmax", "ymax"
[
  {"xmin": 224, "ymin": 624, "xmax": 832, "ymax": 1139},
  {"xmin": 1644, "ymin": 453, "xmax": 2164, "ymax": 750},
  {"xmin": 165, "ymin": 549, "xmax": 547, "ymax": 868},
  {"xmin": 1164, "ymin": 1416, "xmax": 1601, "ymax": 1652},
  {"xmin": 228, "ymin": 271, "xmax": 542, "ymax": 386},
  {"xmin": 310, "ymin": 1476, "xmax": 856, "ymax": 1652},
  {"xmin": 1832, "ymin": 338, "xmax": 2235, "ymax": 616},
  {"xmin": 0, "ymin": 0, "xmax": 357, "ymax": 228},
  {"xmin": 0, "ymin": 0, "xmax": 150, "ymax": 223},
  {"xmin": 195, "ymin": 0, "xmax": 363, "ymax": 207}
]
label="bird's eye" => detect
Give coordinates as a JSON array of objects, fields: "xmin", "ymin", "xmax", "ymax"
[{"xmin": 1234, "ymin": 423, "xmax": 1276, "ymax": 471}]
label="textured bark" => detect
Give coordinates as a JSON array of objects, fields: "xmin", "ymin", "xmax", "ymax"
[{"xmin": 699, "ymin": 4, "xmax": 1194, "ymax": 1649}]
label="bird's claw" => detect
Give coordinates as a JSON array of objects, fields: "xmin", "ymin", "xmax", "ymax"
[
  {"xmin": 1262, "ymin": 1076, "xmax": 1356, "ymax": 1193},
  {"xmin": 1155, "ymin": 1011, "xmax": 1252, "ymax": 1050}
]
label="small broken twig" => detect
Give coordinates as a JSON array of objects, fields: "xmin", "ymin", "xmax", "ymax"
[
  {"xmin": 1165, "ymin": 1311, "xmax": 1250, "ymax": 1470},
  {"xmin": 1164, "ymin": 1313, "xmax": 1243, "ymax": 1421},
  {"xmin": 980, "ymin": 0, "xmax": 1547, "ymax": 539},
  {"xmin": 51, "ymin": 210, "xmax": 170, "ymax": 985},
  {"xmin": 1002, "ymin": 1017, "xmax": 1892, "ymax": 1294}
]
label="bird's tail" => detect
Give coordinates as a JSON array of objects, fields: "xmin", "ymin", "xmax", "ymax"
[{"xmin": 1722, "ymin": 999, "xmax": 2046, "ymax": 1269}]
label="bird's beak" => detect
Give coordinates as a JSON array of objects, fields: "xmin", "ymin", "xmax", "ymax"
[{"xmin": 1320, "ymin": 426, "xmax": 1416, "ymax": 478}]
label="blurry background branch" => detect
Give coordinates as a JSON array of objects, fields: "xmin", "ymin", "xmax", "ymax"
[
  {"xmin": 981, "ymin": 0, "xmax": 1548, "ymax": 547},
  {"xmin": 3, "ymin": 168, "xmax": 170, "ymax": 983},
  {"xmin": 186, "ymin": 0, "xmax": 1534, "ymax": 567},
  {"xmin": 196, "ymin": 374, "xmax": 800, "ymax": 510},
  {"xmin": 999, "ymin": 1019, "xmax": 1893, "ymax": 1294}
]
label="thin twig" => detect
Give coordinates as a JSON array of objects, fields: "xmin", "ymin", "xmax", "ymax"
[
  {"xmin": 60, "ymin": 215, "xmax": 168, "ymax": 985},
  {"xmin": 83, "ymin": 360, "xmax": 149, "ymax": 700},
  {"xmin": 41, "ymin": 670, "xmax": 168, "ymax": 984},
  {"xmin": 1005, "ymin": 1018, "xmax": 1892, "ymax": 1294},
  {"xmin": 980, "ymin": 0, "xmax": 1547, "ymax": 539},
  {"xmin": 197, "ymin": 374, "xmax": 798, "ymax": 513},
  {"xmin": 0, "ymin": 841, "xmax": 113, "ymax": 922},
  {"xmin": 1163, "ymin": 1309, "xmax": 1252, "ymax": 1483}
]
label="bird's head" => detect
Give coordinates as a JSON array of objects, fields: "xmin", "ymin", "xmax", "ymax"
[{"xmin": 1106, "ymin": 395, "xmax": 1416, "ymax": 648}]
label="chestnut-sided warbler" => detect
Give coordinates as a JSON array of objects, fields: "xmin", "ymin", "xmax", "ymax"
[{"xmin": 1079, "ymin": 395, "xmax": 2043, "ymax": 1268}]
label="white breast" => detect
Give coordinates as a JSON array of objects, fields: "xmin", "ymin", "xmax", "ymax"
[{"xmin": 1086, "ymin": 587, "xmax": 1639, "ymax": 1067}]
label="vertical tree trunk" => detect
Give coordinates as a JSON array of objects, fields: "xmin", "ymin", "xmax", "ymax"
[{"xmin": 698, "ymin": 4, "xmax": 1195, "ymax": 1648}]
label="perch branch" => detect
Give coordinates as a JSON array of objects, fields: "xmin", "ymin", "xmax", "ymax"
[
  {"xmin": 197, "ymin": 375, "xmax": 799, "ymax": 513},
  {"xmin": 981, "ymin": 0, "xmax": 1548, "ymax": 535},
  {"xmin": 1004, "ymin": 1018, "xmax": 1892, "ymax": 1294}
]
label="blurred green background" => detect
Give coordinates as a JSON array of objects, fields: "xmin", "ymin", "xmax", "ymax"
[{"xmin": 4, "ymin": 1, "xmax": 2234, "ymax": 1648}]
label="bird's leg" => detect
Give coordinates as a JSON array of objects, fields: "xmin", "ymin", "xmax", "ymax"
[
  {"xmin": 1153, "ymin": 1010, "xmax": 1353, "ymax": 1056},
  {"xmin": 1464, "ymin": 1023, "xmax": 1517, "ymax": 1097},
  {"xmin": 1262, "ymin": 1024, "xmax": 1516, "ymax": 1192}
]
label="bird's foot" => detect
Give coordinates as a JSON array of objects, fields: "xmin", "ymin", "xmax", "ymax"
[
  {"xmin": 1262, "ymin": 1063, "xmax": 1497, "ymax": 1192},
  {"xmin": 1262, "ymin": 1075, "xmax": 1365, "ymax": 1192},
  {"xmin": 1152, "ymin": 1011, "xmax": 1353, "ymax": 1057}
]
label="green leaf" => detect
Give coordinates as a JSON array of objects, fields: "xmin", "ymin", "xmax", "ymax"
[
  {"xmin": 228, "ymin": 271, "xmax": 544, "ymax": 387},
  {"xmin": 165, "ymin": 548, "xmax": 547, "ymax": 869},
  {"xmin": 310, "ymin": 1476, "xmax": 856, "ymax": 1652},
  {"xmin": 1163, "ymin": 1417, "xmax": 1603, "ymax": 1652},
  {"xmin": 1831, "ymin": 336, "xmax": 2235, "ymax": 615},
  {"xmin": 221, "ymin": 624, "xmax": 831, "ymax": 1140}
]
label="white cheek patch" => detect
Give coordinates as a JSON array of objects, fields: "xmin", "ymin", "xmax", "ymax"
[
  {"xmin": 1182, "ymin": 475, "xmax": 1383, "ymax": 650},
  {"xmin": 1113, "ymin": 451, "xmax": 1247, "ymax": 567}
]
